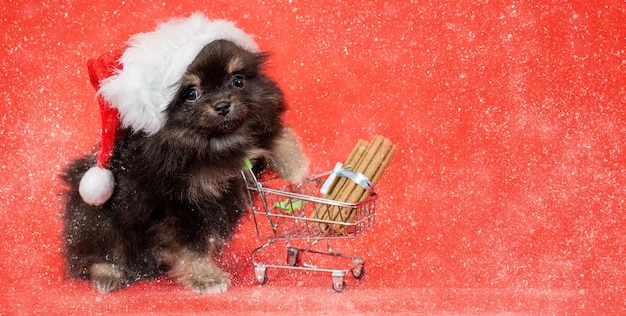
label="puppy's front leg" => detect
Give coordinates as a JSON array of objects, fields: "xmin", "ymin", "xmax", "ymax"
[
  {"xmin": 157, "ymin": 245, "xmax": 230, "ymax": 294},
  {"xmin": 268, "ymin": 126, "xmax": 309, "ymax": 183}
]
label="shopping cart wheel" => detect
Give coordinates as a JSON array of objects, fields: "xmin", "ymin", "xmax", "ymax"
[
  {"xmin": 287, "ymin": 247, "xmax": 301, "ymax": 267},
  {"xmin": 254, "ymin": 265, "xmax": 268, "ymax": 285},
  {"xmin": 352, "ymin": 262, "xmax": 365, "ymax": 279},
  {"xmin": 331, "ymin": 271, "xmax": 346, "ymax": 293}
]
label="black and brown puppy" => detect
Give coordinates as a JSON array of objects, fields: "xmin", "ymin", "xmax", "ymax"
[{"xmin": 62, "ymin": 39, "xmax": 307, "ymax": 294}]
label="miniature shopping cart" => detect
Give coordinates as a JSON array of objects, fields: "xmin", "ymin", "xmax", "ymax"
[{"xmin": 241, "ymin": 167, "xmax": 377, "ymax": 292}]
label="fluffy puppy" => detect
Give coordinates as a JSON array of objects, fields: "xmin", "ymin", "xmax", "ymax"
[{"xmin": 62, "ymin": 39, "xmax": 308, "ymax": 294}]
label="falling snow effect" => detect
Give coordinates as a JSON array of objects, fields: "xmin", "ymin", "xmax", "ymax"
[{"xmin": 1, "ymin": 0, "xmax": 626, "ymax": 314}]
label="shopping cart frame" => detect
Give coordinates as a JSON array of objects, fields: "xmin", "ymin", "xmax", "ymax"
[{"xmin": 242, "ymin": 168, "xmax": 377, "ymax": 292}]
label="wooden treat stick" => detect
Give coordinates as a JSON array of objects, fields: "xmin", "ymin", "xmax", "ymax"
[
  {"xmin": 325, "ymin": 139, "xmax": 368, "ymax": 201},
  {"xmin": 325, "ymin": 136, "xmax": 384, "ymax": 225},
  {"xmin": 311, "ymin": 139, "xmax": 368, "ymax": 230},
  {"xmin": 339, "ymin": 143, "xmax": 397, "ymax": 233},
  {"xmin": 312, "ymin": 135, "xmax": 397, "ymax": 235},
  {"xmin": 332, "ymin": 137, "xmax": 394, "ymax": 233},
  {"xmin": 341, "ymin": 136, "xmax": 389, "ymax": 204},
  {"xmin": 337, "ymin": 136, "xmax": 383, "ymax": 196},
  {"xmin": 370, "ymin": 143, "xmax": 397, "ymax": 186},
  {"xmin": 325, "ymin": 136, "xmax": 385, "ymax": 233}
]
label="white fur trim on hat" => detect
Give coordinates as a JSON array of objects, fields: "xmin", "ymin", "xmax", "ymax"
[
  {"xmin": 79, "ymin": 166, "xmax": 115, "ymax": 206},
  {"xmin": 98, "ymin": 13, "xmax": 259, "ymax": 134}
]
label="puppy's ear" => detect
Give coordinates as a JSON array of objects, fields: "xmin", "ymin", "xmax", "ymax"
[
  {"xmin": 249, "ymin": 52, "xmax": 271, "ymax": 74},
  {"xmin": 255, "ymin": 52, "xmax": 270, "ymax": 64},
  {"xmin": 267, "ymin": 127, "xmax": 309, "ymax": 183}
]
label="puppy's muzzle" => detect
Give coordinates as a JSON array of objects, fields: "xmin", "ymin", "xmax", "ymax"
[{"xmin": 214, "ymin": 101, "xmax": 231, "ymax": 116}]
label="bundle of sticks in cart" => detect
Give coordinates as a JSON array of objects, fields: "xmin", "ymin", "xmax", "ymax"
[{"xmin": 311, "ymin": 135, "xmax": 396, "ymax": 234}]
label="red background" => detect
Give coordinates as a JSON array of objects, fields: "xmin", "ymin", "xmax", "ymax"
[{"xmin": 1, "ymin": 1, "xmax": 625, "ymax": 314}]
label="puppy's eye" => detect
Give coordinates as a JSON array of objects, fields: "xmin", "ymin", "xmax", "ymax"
[
  {"xmin": 183, "ymin": 87, "xmax": 201, "ymax": 101},
  {"xmin": 232, "ymin": 75, "xmax": 246, "ymax": 89}
]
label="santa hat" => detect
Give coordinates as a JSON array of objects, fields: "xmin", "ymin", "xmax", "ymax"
[{"xmin": 78, "ymin": 13, "xmax": 259, "ymax": 206}]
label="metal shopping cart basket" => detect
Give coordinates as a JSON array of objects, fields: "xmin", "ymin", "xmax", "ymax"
[{"xmin": 241, "ymin": 167, "xmax": 377, "ymax": 292}]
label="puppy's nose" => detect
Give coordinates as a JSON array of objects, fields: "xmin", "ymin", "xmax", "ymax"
[{"xmin": 214, "ymin": 101, "xmax": 231, "ymax": 116}]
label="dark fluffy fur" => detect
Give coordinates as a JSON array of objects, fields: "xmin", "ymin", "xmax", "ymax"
[{"xmin": 62, "ymin": 40, "xmax": 307, "ymax": 294}]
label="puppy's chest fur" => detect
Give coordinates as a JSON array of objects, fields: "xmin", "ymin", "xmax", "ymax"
[
  {"xmin": 185, "ymin": 163, "xmax": 244, "ymax": 200},
  {"xmin": 116, "ymin": 133, "xmax": 253, "ymax": 203}
]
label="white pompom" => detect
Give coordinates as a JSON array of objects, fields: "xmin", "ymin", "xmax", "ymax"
[{"xmin": 79, "ymin": 166, "xmax": 115, "ymax": 206}]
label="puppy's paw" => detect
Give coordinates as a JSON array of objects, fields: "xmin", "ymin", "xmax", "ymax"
[
  {"xmin": 163, "ymin": 249, "xmax": 231, "ymax": 294},
  {"xmin": 269, "ymin": 127, "xmax": 309, "ymax": 183},
  {"xmin": 188, "ymin": 267, "xmax": 231, "ymax": 294},
  {"xmin": 89, "ymin": 263, "xmax": 126, "ymax": 294}
]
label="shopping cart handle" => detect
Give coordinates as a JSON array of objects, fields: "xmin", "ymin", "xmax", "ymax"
[{"xmin": 242, "ymin": 157, "xmax": 253, "ymax": 171}]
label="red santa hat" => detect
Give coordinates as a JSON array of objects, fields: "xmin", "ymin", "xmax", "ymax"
[{"xmin": 78, "ymin": 13, "xmax": 259, "ymax": 206}]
